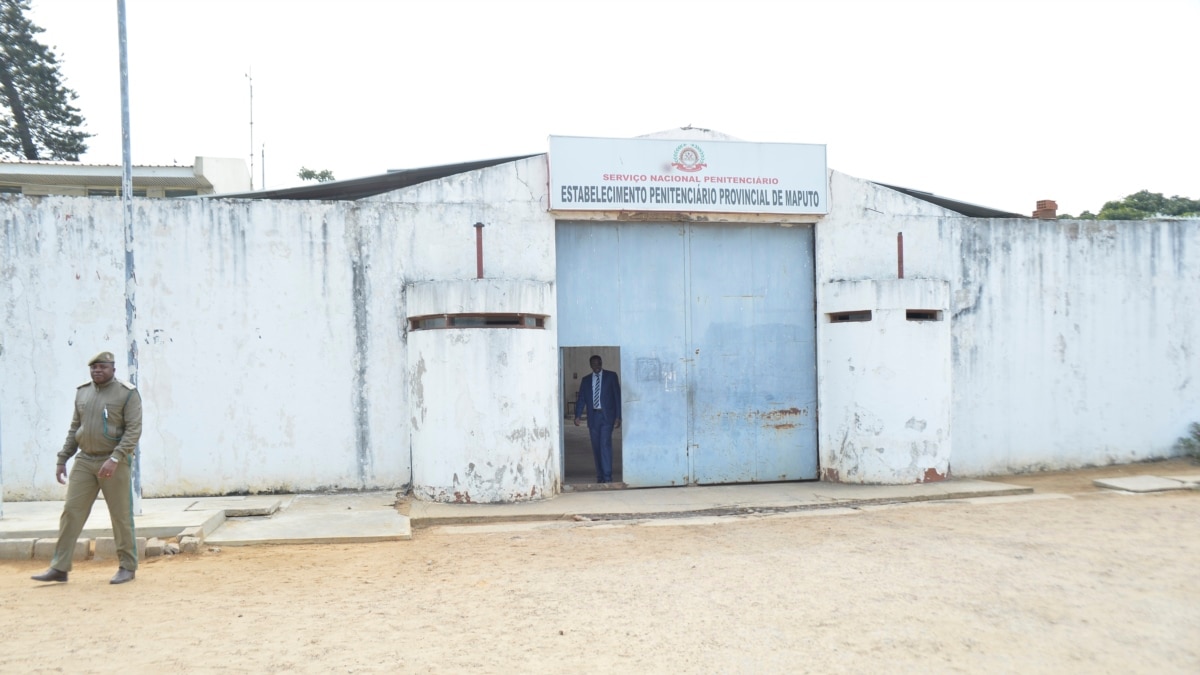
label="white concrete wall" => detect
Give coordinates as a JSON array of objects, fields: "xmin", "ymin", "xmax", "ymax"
[
  {"xmin": 375, "ymin": 157, "xmax": 563, "ymax": 502},
  {"xmin": 819, "ymin": 279, "xmax": 952, "ymax": 483},
  {"xmin": 1, "ymin": 196, "xmax": 128, "ymax": 497},
  {"xmin": 407, "ymin": 280, "xmax": 558, "ymax": 502},
  {"xmin": 5, "ymin": 157, "xmax": 1196, "ymax": 498},
  {"xmin": 1, "ymin": 157, "xmax": 559, "ymax": 502},
  {"xmin": 814, "ymin": 172, "xmax": 1200, "ymax": 476},
  {"xmin": 816, "ymin": 171, "xmax": 960, "ymax": 283},
  {"xmin": 951, "ymin": 218, "xmax": 1200, "ymax": 474},
  {"xmin": 1, "ymin": 195, "xmax": 412, "ymax": 498},
  {"xmin": 815, "ymin": 172, "xmax": 961, "ymax": 482}
]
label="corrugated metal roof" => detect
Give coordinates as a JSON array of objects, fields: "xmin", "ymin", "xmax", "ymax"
[
  {"xmin": 873, "ymin": 182, "xmax": 1025, "ymax": 218},
  {"xmin": 211, "ymin": 154, "xmax": 542, "ymax": 201},
  {"xmin": 1, "ymin": 174, "xmax": 209, "ymax": 188}
]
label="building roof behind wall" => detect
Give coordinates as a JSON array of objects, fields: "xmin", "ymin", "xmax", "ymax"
[
  {"xmin": 212, "ymin": 154, "xmax": 542, "ymax": 201},
  {"xmin": 0, "ymin": 156, "xmax": 250, "ymax": 194},
  {"xmin": 873, "ymin": 182, "xmax": 1026, "ymax": 218}
]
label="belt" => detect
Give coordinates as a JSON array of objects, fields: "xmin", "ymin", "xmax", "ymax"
[{"xmin": 79, "ymin": 452, "xmax": 113, "ymax": 459}]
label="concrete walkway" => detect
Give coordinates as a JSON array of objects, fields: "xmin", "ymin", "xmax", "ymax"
[
  {"xmin": 8, "ymin": 469, "xmax": 1195, "ymax": 557},
  {"xmin": 405, "ymin": 478, "xmax": 1034, "ymax": 526},
  {"xmin": 0, "ymin": 477, "xmax": 1041, "ymax": 557}
]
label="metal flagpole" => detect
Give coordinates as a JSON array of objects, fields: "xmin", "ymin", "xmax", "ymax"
[{"xmin": 117, "ymin": 0, "xmax": 141, "ymax": 515}]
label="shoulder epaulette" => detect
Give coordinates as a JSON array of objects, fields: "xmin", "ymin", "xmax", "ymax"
[
  {"xmin": 117, "ymin": 379, "xmax": 136, "ymax": 391},
  {"xmin": 77, "ymin": 381, "xmax": 91, "ymax": 389}
]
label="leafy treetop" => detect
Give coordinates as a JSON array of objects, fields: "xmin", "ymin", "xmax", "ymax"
[
  {"xmin": 1060, "ymin": 191, "xmax": 1200, "ymax": 220},
  {"xmin": 298, "ymin": 167, "xmax": 335, "ymax": 182}
]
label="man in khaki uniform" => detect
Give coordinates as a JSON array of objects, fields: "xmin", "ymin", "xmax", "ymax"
[{"xmin": 31, "ymin": 351, "xmax": 142, "ymax": 585}]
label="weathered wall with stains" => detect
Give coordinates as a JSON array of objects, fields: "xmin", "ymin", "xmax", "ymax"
[
  {"xmin": 1, "ymin": 157, "xmax": 560, "ymax": 501},
  {"xmin": 374, "ymin": 157, "xmax": 562, "ymax": 502},
  {"xmin": 815, "ymin": 173, "xmax": 1200, "ymax": 478},
  {"xmin": 816, "ymin": 171, "xmax": 960, "ymax": 282},
  {"xmin": 0, "ymin": 195, "xmax": 413, "ymax": 499},
  {"xmin": 815, "ymin": 172, "xmax": 961, "ymax": 482},
  {"xmin": 5, "ymin": 157, "xmax": 1195, "ymax": 497},
  {"xmin": 820, "ymin": 279, "xmax": 952, "ymax": 483},
  {"xmin": 407, "ymin": 280, "xmax": 558, "ymax": 503},
  {"xmin": 950, "ymin": 217, "xmax": 1200, "ymax": 474},
  {"xmin": 1, "ymin": 196, "xmax": 129, "ymax": 497}
]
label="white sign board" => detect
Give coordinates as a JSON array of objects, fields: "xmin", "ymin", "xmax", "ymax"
[{"xmin": 549, "ymin": 135, "xmax": 827, "ymax": 215}]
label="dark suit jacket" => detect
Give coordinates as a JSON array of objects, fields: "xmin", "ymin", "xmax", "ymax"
[{"xmin": 576, "ymin": 369, "xmax": 621, "ymax": 422}]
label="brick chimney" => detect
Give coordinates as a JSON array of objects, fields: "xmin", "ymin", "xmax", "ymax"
[{"xmin": 1033, "ymin": 200, "xmax": 1057, "ymax": 219}]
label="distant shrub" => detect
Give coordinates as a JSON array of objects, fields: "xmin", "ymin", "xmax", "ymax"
[{"xmin": 1176, "ymin": 422, "xmax": 1200, "ymax": 461}]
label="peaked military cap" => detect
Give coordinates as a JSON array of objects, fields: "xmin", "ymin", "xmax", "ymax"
[{"xmin": 88, "ymin": 351, "xmax": 116, "ymax": 366}]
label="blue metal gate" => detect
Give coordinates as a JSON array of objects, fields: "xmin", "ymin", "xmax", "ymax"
[{"xmin": 556, "ymin": 221, "xmax": 816, "ymax": 486}]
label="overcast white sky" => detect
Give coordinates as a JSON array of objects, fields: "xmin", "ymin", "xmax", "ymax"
[{"xmin": 26, "ymin": 0, "xmax": 1199, "ymax": 215}]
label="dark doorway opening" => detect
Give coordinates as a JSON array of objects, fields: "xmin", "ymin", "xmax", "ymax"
[{"xmin": 562, "ymin": 346, "xmax": 623, "ymax": 487}]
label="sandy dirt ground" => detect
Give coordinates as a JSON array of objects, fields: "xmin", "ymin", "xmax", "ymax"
[{"xmin": 2, "ymin": 459, "xmax": 1198, "ymax": 674}]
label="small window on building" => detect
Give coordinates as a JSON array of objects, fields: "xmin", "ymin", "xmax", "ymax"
[
  {"xmin": 906, "ymin": 309, "xmax": 943, "ymax": 321},
  {"xmin": 0, "ymin": 185, "xmax": 22, "ymax": 194},
  {"xmin": 88, "ymin": 188, "xmax": 147, "ymax": 197},
  {"xmin": 828, "ymin": 310, "xmax": 872, "ymax": 323},
  {"xmin": 166, "ymin": 189, "xmax": 198, "ymax": 198},
  {"xmin": 409, "ymin": 313, "xmax": 547, "ymax": 331}
]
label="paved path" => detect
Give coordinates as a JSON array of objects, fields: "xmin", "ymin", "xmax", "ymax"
[{"xmin": 2, "ymin": 470, "xmax": 1196, "ymax": 555}]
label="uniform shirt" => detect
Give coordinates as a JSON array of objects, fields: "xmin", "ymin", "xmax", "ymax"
[{"xmin": 58, "ymin": 378, "xmax": 142, "ymax": 464}]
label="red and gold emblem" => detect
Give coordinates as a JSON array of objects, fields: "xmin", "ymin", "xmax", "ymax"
[{"xmin": 671, "ymin": 143, "xmax": 707, "ymax": 173}]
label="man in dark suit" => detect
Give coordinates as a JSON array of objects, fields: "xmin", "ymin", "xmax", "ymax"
[{"xmin": 574, "ymin": 355, "xmax": 621, "ymax": 483}]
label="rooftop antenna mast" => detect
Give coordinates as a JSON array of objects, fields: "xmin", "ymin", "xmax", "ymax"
[{"xmin": 246, "ymin": 68, "xmax": 254, "ymax": 190}]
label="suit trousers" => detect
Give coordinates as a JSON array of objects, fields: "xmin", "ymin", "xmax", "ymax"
[
  {"xmin": 51, "ymin": 453, "xmax": 137, "ymax": 572},
  {"xmin": 586, "ymin": 408, "xmax": 615, "ymax": 483}
]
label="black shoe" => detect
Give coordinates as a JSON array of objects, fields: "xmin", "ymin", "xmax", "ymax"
[
  {"xmin": 109, "ymin": 568, "xmax": 136, "ymax": 585},
  {"xmin": 31, "ymin": 568, "xmax": 68, "ymax": 583}
]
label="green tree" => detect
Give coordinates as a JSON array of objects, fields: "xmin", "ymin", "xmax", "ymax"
[
  {"xmin": 0, "ymin": 0, "xmax": 89, "ymax": 160},
  {"xmin": 1060, "ymin": 191, "xmax": 1200, "ymax": 220},
  {"xmin": 297, "ymin": 166, "xmax": 335, "ymax": 182}
]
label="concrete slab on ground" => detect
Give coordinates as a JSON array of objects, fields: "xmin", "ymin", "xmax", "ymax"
[
  {"xmin": 1093, "ymin": 475, "xmax": 1189, "ymax": 492},
  {"xmin": 186, "ymin": 496, "xmax": 283, "ymax": 517},
  {"xmin": 0, "ymin": 497, "xmax": 224, "ymax": 540},
  {"xmin": 1164, "ymin": 474, "xmax": 1200, "ymax": 486},
  {"xmin": 205, "ymin": 510, "xmax": 412, "ymax": 546},
  {"xmin": 137, "ymin": 508, "xmax": 226, "ymax": 540},
  {"xmin": 406, "ymin": 478, "xmax": 1032, "ymax": 527},
  {"xmin": 204, "ymin": 492, "xmax": 411, "ymax": 546}
]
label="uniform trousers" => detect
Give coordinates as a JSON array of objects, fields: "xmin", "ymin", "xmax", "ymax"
[{"xmin": 51, "ymin": 453, "xmax": 137, "ymax": 572}]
